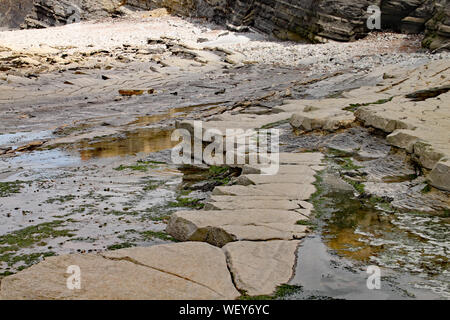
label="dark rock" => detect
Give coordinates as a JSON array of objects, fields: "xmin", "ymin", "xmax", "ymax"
[
  {"xmin": 0, "ymin": 0, "xmax": 34, "ymax": 29},
  {"xmin": 138, "ymin": 0, "xmax": 450, "ymax": 48},
  {"xmin": 422, "ymin": 0, "xmax": 450, "ymax": 51},
  {"xmin": 19, "ymin": 0, "xmax": 124, "ymax": 29}
]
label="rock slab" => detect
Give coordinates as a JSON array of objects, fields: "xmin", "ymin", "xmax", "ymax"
[
  {"xmin": 0, "ymin": 242, "xmax": 240, "ymax": 300},
  {"xmin": 166, "ymin": 210, "xmax": 309, "ymax": 247},
  {"xmin": 223, "ymin": 240, "xmax": 300, "ymax": 296}
]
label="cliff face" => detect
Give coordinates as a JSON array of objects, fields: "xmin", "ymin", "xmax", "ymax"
[
  {"xmin": 130, "ymin": 0, "xmax": 449, "ymax": 49},
  {"xmin": 0, "ymin": 0, "xmax": 34, "ymax": 29},
  {"xmin": 1, "ymin": 0, "xmax": 448, "ymax": 50},
  {"xmin": 422, "ymin": 0, "xmax": 450, "ymax": 51},
  {"xmin": 3, "ymin": 0, "xmax": 125, "ymax": 29}
]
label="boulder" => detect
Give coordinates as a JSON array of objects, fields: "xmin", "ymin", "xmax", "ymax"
[
  {"xmin": 0, "ymin": 0, "xmax": 34, "ymax": 29},
  {"xmin": 422, "ymin": 0, "xmax": 450, "ymax": 51},
  {"xmin": 19, "ymin": 0, "xmax": 125, "ymax": 29},
  {"xmin": 427, "ymin": 158, "xmax": 450, "ymax": 191}
]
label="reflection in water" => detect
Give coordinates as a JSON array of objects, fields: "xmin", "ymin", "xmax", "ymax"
[
  {"xmin": 77, "ymin": 102, "xmax": 227, "ymax": 161},
  {"xmin": 320, "ymin": 190, "xmax": 386, "ymax": 262},
  {"xmin": 127, "ymin": 102, "xmax": 225, "ymax": 126},
  {"xmin": 0, "ymin": 130, "xmax": 54, "ymax": 148},
  {"xmin": 0, "ymin": 149, "xmax": 80, "ymax": 170},
  {"xmin": 77, "ymin": 128, "xmax": 177, "ymax": 160},
  {"xmin": 317, "ymin": 174, "xmax": 450, "ymax": 299}
]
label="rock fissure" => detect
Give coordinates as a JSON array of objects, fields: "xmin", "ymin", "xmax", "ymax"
[{"xmin": 101, "ymin": 254, "xmax": 227, "ymax": 298}]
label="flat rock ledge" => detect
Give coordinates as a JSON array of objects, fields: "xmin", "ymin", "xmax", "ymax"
[
  {"xmin": 164, "ymin": 150, "xmax": 321, "ymax": 295},
  {"xmin": 0, "ymin": 242, "xmax": 240, "ymax": 300},
  {"xmin": 283, "ymin": 60, "xmax": 450, "ymax": 192},
  {"xmin": 278, "ymin": 98, "xmax": 358, "ymax": 133},
  {"xmin": 205, "ymin": 196, "xmax": 313, "ymax": 214},
  {"xmin": 355, "ymin": 95, "xmax": 450, "ymax": 191},
  {"xmin": 212, "ymin": 183, "xmax": 316, "ymax": 199},
  {"xmin": 223, "ymin": 241, "xmax": 301, "ymax": 296},
  {"xmin": 166, "ymin": 210, "xmax": 309, "ymax": 247}
]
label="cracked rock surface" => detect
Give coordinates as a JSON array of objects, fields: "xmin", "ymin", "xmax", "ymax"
[
  {"xmin": 0, "ymin": 242, "xmax": 240, "ymax": 300},
  {"xmin": 223, "ymin": 240, "xmax": 301, "ymax": 297}
]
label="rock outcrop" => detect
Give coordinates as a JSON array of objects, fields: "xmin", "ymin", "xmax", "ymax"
[
  {"xmin": 131, "ymin": 0, "xmax": 450, "ymax": 48},
  {"xmin": 1, "ymin": 0, "xmax": 449, "ymax": 49},
  {"xmin": 0, "ymin": 0, "xmax": 34, "ymax": 29},
  {"xmin": 283, "ymin": 59, "xmax": 450, "ymax": 192},
  {"xmin": 422, "ymin": 0, "xmax": 450, "ymax": 51},
  {"xmin": 17, "ymin": 0, "xmax": 125, "ymax": 29}
]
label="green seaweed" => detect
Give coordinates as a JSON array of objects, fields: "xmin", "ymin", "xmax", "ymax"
[
  {"xmin": 0, "ymin": 220, "xmax": 75, "ymax": 249},
  {"xmin": 339, "ymin": 157, "xmax": 363, "ymax": 171},
  {"xmin": 107, "ymin": 242, "xmax": 136, "ymax": 250},
  {"xmin": 168, "ymin": 197, "xmax": 205, "ymax": 209},
  {"xmin": 239, "ymin": 285, "xmax": 303, "ymax": 300},
  {"xmin": 345, "ymin": 179, "xmax": 366, "ymax": 194},
  {"xmin": 114, "ymin": 160, "xmax": 162, "ymax": 172},
  {"xmin": 45, "ymin": 195, "xmax": 76, "ymax": 204},
  {"xmin": 0, "ymin": 181, "xmax": 26, "ymax": 197},
  {"xmin": 139, "ymin": 230, "xmax": 176, "ymax": 242},
  {"xmin": 343, "ymin": 97, "xmax": 393, "ymax": 112}
]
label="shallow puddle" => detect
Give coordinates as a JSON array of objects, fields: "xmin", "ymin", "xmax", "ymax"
[
  {"xmin": 76, "ymin": 128, "xmax": 177, "ymax": 160},
  {"xmin": 311, "ymin": 166, "xmax": 449, "ymax": 299},
  {"xmin": 0, "ymin": 130, "xmax": 54, "ymax": 149},
  {"xmin": 280, "ymin": 125, "xmax": 449, "ymax": 299},
  {"xmin": 127, "ymin": 102, "xmax": 225, "ymax": 126}
]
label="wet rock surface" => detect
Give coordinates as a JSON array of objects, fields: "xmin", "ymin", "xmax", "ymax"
[
  {"xmin": 0, "ymin": 12, "xmax": 449, "ymax": 300},
  {"xmin": 279, "ymin": 122, "xmax": 449, "ymax": 299}
]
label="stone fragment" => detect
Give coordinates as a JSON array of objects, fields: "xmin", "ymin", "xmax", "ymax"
[
  {"xmin": 118, "ymin": 89, "xmax": 144, "ymax": 96},
  {"xmin": 290, "ymin": 110, "xmax": 355, "ymax": 132},
  {"xmin": 427, "ymin": 159, "xmax": 450, "ymax": 192},
  {"xmin": 386, "ymin": 130, "xmax": 420, "ymax": 153},
  {"xmin": 14, "ymin": 140, "xmax": 45, "ymax": 152}
]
